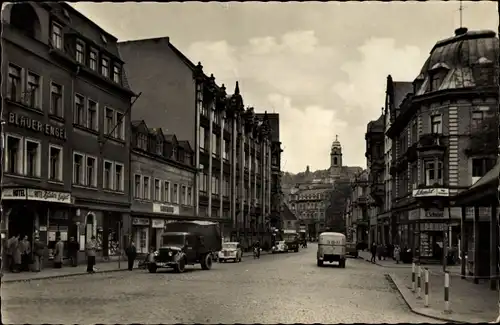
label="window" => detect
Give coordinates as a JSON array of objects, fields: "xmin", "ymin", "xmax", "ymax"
[
  {"xmin": 23, "ymin": 139, "xmax": 40, "ymax": 177},
  {"xmin": 211, "ymin": 176, "xmax": 219, "ymax": 195},
  {"xmin": 73, "ymin": 153, "xmax": 84, "ymax": 185},
  {"xmin": 51, "ymin": 22, "xmax": 62, "ymax": 49},
  {"xmin": 113, "ymin": 65, "xmax": 121, "ymax": 83},
  {"xmin": 472, "ymin": 158, "xmax": 495, "ymax": 178},
  {"xmin": 105, "ymin": 107, "xmax": 114, "ymax": 136},
  {"xmin": 411, "ymin": 120, "xmax": 418, "ymax": 143},
  {"xmin": 103, "ymin": 161, "xmax": 113, "ymax": 190},
  {"xmin": 7, "ymin": 64, "xmax": 21, "ymax": 101},
  {"xmin": 5, "ymin": 135, "xmax": 22, "ymax": 174},
  {"xmin": 76, "ymin": 41, "xmax": 85, "ymax": 64},
  {"xmin": 115, "ymin": 163, "xmax": 124, "ymax": 192},
  {"xmin": 187, "ymin": 187, "xmax": 192, "ymax": 206},
  {"xmin": 471, "ymin": 111, "xmax": 484, "ymax": 132},
  {"xmin": 424, "ymin": 160, "xmax": 443, "ymax": 186},
  {"xmin": 163, "ymin": 182, "xmax": 170, "ymax": 202},
  {"xmin": 181, "ymin": 185, "xmax": 187, "ymax": 205},
  {"xmin": 200, "ymin": 173, "xmax": 209, "ymax": 193},
  {"xmin": 74, "ymin": 94, "xmax": 85, "ymax": 125},
  {"xmin": 154, "ymin": 179, "xmax": 161, "ymax": 201},
  {"xmin": 430, "ymin": 73, "xmax": 443, "ymax": 91},
  {"xmin": 430, "ymin": 115, "xmax": 442, "ymax": 134},
  {"xmin": 86, "ymin": 156, "xmax": 97, "ymax": 187},
  {"xmin": 50, "ymin": 83, "xmax": 63, "ymax": 117},
  {"xmin": 89, "ymin": 49, "xmax": 98, "ymax": 71},
  {"xmin": 199, "ymin": 126, "xmax": 206, "ymax": 151},
  {"xmin": 26, "ymin": 72, "xmax": 41, "ymax": 108},
  {"xmin": 223, "ymin": 139, "xmax": 230, "ymax": 161},
  {"xmin": 171, "ymin": 146, "xmax": 177, "ymax": 160},
  {"xmin": 134, "ymin": 175, "xmax": 142, "ymax": 198},
  {"xmin": 223, "ymin": 176, "xmax": 230, "ymax": 197},
  {"xmin": 172, "ymin": 184, "xmax": 178, "ymax": 203},
  {"xmin": 87, "ymin": 99, "xmax": 98, "ymax": 131},
  {"xmin": 156, "ymin": 140, "xmax": 163, "ymax": 155},
  {"xmin": 115, "ymin": 112, "xmax": 124, "ymax": 140},
  {"xmin": 143, "ymin": 176, "xmax": 151, "ymax": 200},
  {"xmin": 212, "ymin": 133, "xmax": 220, "ymax": 157},
  {"xmin": 137, "ymin": 134, "xmax": 148, "ymax": 150},
  {"xmin": 49, "ymin": 145, "xmax": 63, "ymax": 181},
  {"xmin": 101, "ymin": 58, "xmax": 109, "ymax": 77}
]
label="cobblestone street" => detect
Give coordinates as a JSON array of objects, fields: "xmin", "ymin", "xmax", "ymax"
[{"xmin": 2, "ymin": 244, "xmax": 440, "ymax": 324}]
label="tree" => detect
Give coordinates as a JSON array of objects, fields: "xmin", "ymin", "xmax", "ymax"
[{"xmin": 325, "ymin": 181, "xmax": 353, "ymax": 233}]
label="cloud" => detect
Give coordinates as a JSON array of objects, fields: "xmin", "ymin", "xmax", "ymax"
[{"xmin": 185, "ymin": 31, "xmax": 428, "ymax": 173}]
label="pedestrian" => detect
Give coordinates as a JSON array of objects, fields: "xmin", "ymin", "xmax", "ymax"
[
  {"xmin": 68, "ymin": 237, "xmax": 79, "ymax": 267},
  {"xmin": 125, "ymin": 240, "xmax": 137, "ymax": 271},
  {"xmin": 86, "ymin": 236, "xmax": 97, "ymax": 273},
  {"xmin": 20, "ymin": 235, "xmax": 31, "ymax": 271},
  {"xmin": 370, "ymin": 242, "xmax": 377, "ymax": 263},
  {"xmin": 377, "ymin": 243, "xmax": 383, "ymax": 261},
  {"xmin": 394, "ymin": 245, "xmax": 401, "ymax": 264},
  {"xmin": 12, "ymin": 234, "xmax": 22, "ymax": 272},
  {"xmin": 6, "ymin": 235, "xmax": 16, "ymax": 272},
  {"xmin": 53, "ymin": 236, "xmax": 64, "ymax": 268},
  {"xmin": 33, "ymin": 235, "xmax": 46, "ymax": 272}
]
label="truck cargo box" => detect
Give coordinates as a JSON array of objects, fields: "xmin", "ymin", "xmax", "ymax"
[{"xmin": 164, "ymin": 221, "xmax": 222, "ymax": 252}]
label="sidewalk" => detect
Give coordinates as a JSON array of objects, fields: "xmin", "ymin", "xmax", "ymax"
[{"xmin": 1, "ymin": 260, "xmax": 138, "ymax": 283}]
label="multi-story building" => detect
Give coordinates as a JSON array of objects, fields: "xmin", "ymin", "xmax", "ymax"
[
  {"xmin": 117, "ymin": 38, "xmax": 276, "ymax": 247},
  {"xmin": 1, "ymin": 2, "xmax": 135, "ymax": 262},
  {"xmin": 386, "ymin": 27, "xmax": 498, "ymax": 262},
  {"xmin": 129, "ymin": 120, "xmax": 196, "ymax": 254},
  {"xmin": 288, "ymin": 184, "xmax": 331, "ymax": 238},
  {"xmin": 349, "ymin": 171, "xmax": 369, "ymax": 244}
]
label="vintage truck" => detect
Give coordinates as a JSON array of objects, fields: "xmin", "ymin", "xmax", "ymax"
[{"xmin": 148, "ymin": 221, "xmax": 222, "ymax": 273}]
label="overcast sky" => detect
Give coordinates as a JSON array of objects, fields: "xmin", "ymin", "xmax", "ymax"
[{"xmin": 72, "ymin": 2, "xmax": 497, "ymax": 174}]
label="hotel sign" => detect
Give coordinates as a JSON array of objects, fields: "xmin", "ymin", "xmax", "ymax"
[
  {"xmin": 8, "ymin": 112, "xmax": 67, "ymax": 140},
  {"xmin": 153, "ymin": 203, "xmax": 180, "ymax": 215},
  {"xmin": 412, "ymin": 188, "xmax": 449, "ymax": 198},
  {"xmin": 1, "ymin": 188, "xmax": 72, "ymax": 204}
]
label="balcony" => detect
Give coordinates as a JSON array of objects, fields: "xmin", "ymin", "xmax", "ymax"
[{"xmin": 417, "ymin": 133, "xmax": 446, "ymax": 158}]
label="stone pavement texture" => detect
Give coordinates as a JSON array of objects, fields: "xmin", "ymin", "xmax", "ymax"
[
  {"xmin": 358, "ymin": 250, "xmax": 498, "ymax": 323},
  {"xmin": 2, "ymin": 244, "xmax": 441, "ymax": 324}
]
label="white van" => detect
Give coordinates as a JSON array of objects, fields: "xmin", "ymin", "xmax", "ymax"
[{"xmin": 317, "ymin": 232, "xmax": 346, "ymax": 268}]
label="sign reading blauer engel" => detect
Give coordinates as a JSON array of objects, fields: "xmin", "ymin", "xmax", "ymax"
[
  {"xmin": 8, "ymin": 112, "xmax": 67, "ymax": 140},
  {"xmin": 412, "ymin": 188, "xmax": 449, "ymax": 198}
]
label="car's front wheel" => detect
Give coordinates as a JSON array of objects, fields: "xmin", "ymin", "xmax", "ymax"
[
  {"xmin": 174, "ymin": 258, "xmax": 186, "ymax": 273},
  {"xmin": 148, "ymin": 264, "xmax": 157, "ymax": 273}
]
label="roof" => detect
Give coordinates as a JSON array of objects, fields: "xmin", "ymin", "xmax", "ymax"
[
  {"xmin": 282, "ymin": 204, "xmax": 298, "ymax": 221},
  {"xmin": 393, "ymin": 82, "xmax": 413, "ymax": 108}
]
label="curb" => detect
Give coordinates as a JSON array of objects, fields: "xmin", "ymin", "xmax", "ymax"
[
  {"xmin": 1, "ymin": 268, "xmax": 139, "ymax": 284},
  {"xmin": 386, "ymin": 273, "xmax": 473, "ymax": 324},
  {"xmin": 359, "ymin": 254, "xmax": 412, "ymax": 269}
]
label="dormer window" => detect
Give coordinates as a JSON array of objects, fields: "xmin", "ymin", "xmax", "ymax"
[
  {"xmin": 113, "ymin": 65, "xmax": 121, "ymax": 83},
  {"xmin": 51, "ymin": 22, "xmax": 63, "ymax": 49},
  {"xmin": 429, "ymin": 73, "xmax": 443, "ymax": 92},
  {"xmin": 76, "ymin": 41, "xmax": 85, "ymax": 64},
  {"xmin": 156, "ymin": 140, "xmax": 163, "ymax": 155},
  {"xmin": 137, "ymin": 133, "xmax": 148, "ymax": 150},
  {"xmin": 101, "ymin": 57, "xmax": 109, "ymax": 78},
  {"xmin": 171, "ymin": 147, "xmax": 177, "ymax": 160}
]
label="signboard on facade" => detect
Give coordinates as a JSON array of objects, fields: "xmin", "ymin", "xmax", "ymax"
[
  {"xmin": 132, "ymin": 217, "xmax": 150, "ymax": 226},
  {"xmin": 152, "ymin": 219, "xmax": 166, "ymax": 228},
  {"xmin": 8, "ymin": 112, "xmax": 67, "ymax": 140},
  {"xmin": 1, "ymin": 188, "xmax": 27, "ymax": 200},
  {"xmin": 412, "ymin": 188, "xmax": 449, "ymax": 198},
  {"xmin": 27, "ymin": 189, "xmax": 71, "ymax": 204},
  {"xmin": 153, "ymin": 203, "xmax": 179, "ymax": 215}
]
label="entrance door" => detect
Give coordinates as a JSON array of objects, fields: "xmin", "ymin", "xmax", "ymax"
[
  {"xmin": 135, "ymin": 227, "xmax": 149, "ymax": 254},
  {"xmin": 8, "ymin": 204, "xmax": 35, "ymax": 241}
]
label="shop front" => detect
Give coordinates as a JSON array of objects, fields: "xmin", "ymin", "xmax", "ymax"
[{"xmin": 132, "ymin": 217, "xmax": 150, "ymax": 254}]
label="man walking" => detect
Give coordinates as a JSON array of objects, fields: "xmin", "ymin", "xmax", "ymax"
[
  {"xmin": 125, "ymin": 241, "xmax": 137, "ymax": 271},
  {"xmin": 370, "ymin": 242, "xmax": 377, "ymax": 263},
  {"xmin": 68, "ymin": 237, "xmax": 79, "ymax": 267},
  {"xmin": 33, "ymin": 235, "xmax": 46, "ymax": 272},
  {"xmin": 86, "ymin": 236, "xmax": 97, "ymax": 273}
]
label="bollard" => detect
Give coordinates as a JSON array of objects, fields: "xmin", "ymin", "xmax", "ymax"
[
  {"xmin": 417, "ymin": 265, "xmax": 422, "ymax": 299},
  {"xmin": 424, "ymin": 268, "xmax": 429, "ymax": 307},
  {"xmin": 444, "ymin": 271, "xmax": 450, "ymax": 313},
  {"xmin": 412, "ymin": 262, "xmax": 416, "ymax": 292}
]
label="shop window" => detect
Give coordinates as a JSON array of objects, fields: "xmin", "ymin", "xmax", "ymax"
[
  {"xmin": 430, "ymin": 115, "xmax": 442, "ymax": 134},
  {"xmin": 115, "ymin": 111, "xmax": 125, "ymax": 140},
  {"xmin": 163, "ymin": 181, "xmax": 170, "ymax": 202},
  {"xmin": 26, "ymin": 72, "xmax": 41, "ymax": 109},
  {"xmin": 154, "ymin": 179, "xmax": 161, "ymax": 201},
  {"xmin": 86, "ymin": 156, "xmax": 97, "ymax": 187},
  {"xmin": 424, "ymin": 160, "xmax": 443, "ymax": 186},
  {"xmin": 103, "ymin": 160, "xmax": 113, "ymax": 190},
  {"xmin": 143, "ymin": 176, "xmax": 151, "ymax": 200},
  {"xmin": 87, "ymin": 99, "xmax": 98, "ymax": 131},
  {"xmin": 172, "ymin": 183, "xmax": 178, "ymax": 203},
  {"xmin": 49, "ymin": 144, "xmax": 63, "ymax": 181},
  {"xmin": 76, "ymin": 41, "xmax": 85, "ymax": 64},
  {"xmin": 7, "ymin": 64, "xmax": 22, "ymax": 102},
  {"xmin": 89, "ymin": 49, "xmax": 98, "ymax": 71},
  {"xmin": 73, "ymin": 152, "xmax": 84, "ymax": 185},
  {"xmin": 5, "ymin": 135, "xmax": 23, "ymax": 175},
  {"xmin": 74, "ymin": 94, "xmax": 85, "ymax": 126},
  {"xmin": 115, "ymin": 163, "xmax": 124, "ymax": 192},
  {"xmin": 104, "ymin": 107, "xmax": 114, "ymax": 136},
  {"xmin": 134, "ymin": 174, "xmax": 142, "ymax": 198}
]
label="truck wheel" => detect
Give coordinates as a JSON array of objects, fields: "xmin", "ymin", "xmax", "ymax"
[
  {"xmin": 317, "ymin": 259, "xmax": 323, "ymax": 267},
  {"xmin": 201, "ymin": 254, "xmax": 213, "ymax": 270},
  {"xmin": 174, "ymin": 258, "xmax": 186, "ymax": 273},
  {"xmin": 148, "ymin": 264, "xmax": 157, "ymax": 273}
]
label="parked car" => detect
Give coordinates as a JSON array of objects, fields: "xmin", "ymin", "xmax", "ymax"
[
  {"xmin": 272, "ymin": 241, "xmax": 288, "ymax": 253},
  {"xmin": 218, "ymin": 242, "xmax": 242, "ymax": 263}
]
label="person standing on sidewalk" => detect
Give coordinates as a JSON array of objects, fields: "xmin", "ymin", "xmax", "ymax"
[
  {"xmin": 370, "ymin": 242, "xmax": 377, "ymax": 263},
  {"xmin": 6, "ymin": 235, "xmax": 16, "ymax": 272},
  {"xmin": 67, "ymin": 237, "xmax": 79, "ymax": 267},
  {"xmin": 12, "ymin": 235, "xmax": 22, "ymax": 272},
  {"xmin": 20, "ymin": 235, "xmax": 31, "ymax": 271},
  {"xmin": 53, "ymin": 237, "xmax": 64, "ymax": 268},
  {"xmin": 394, "ymin": 245, "xmax": 401, "ymax": 264},
  {"xmin": 125, "ymin": 241, "xmax": 137, "ymax": 271},
  {"xmin": 86, "ymin": 236, "xmax": 97, "ymax": 273},
  {"xmin": 33, "ymin": 236, "xmax": 46, "ymax": 272}
]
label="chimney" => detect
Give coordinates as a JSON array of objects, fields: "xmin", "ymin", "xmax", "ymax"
[{"xmin": 454, "ymin": 27, "xmax": 468, "ymax": 36}]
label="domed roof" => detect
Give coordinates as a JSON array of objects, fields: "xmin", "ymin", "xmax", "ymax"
[
  {"xmin": 415, "ymin": 28, "xmax": 498, "ymax": 96},
  {"xmin": 331, "ymin": 135, "xmax": 341, "ymax": 150}
]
